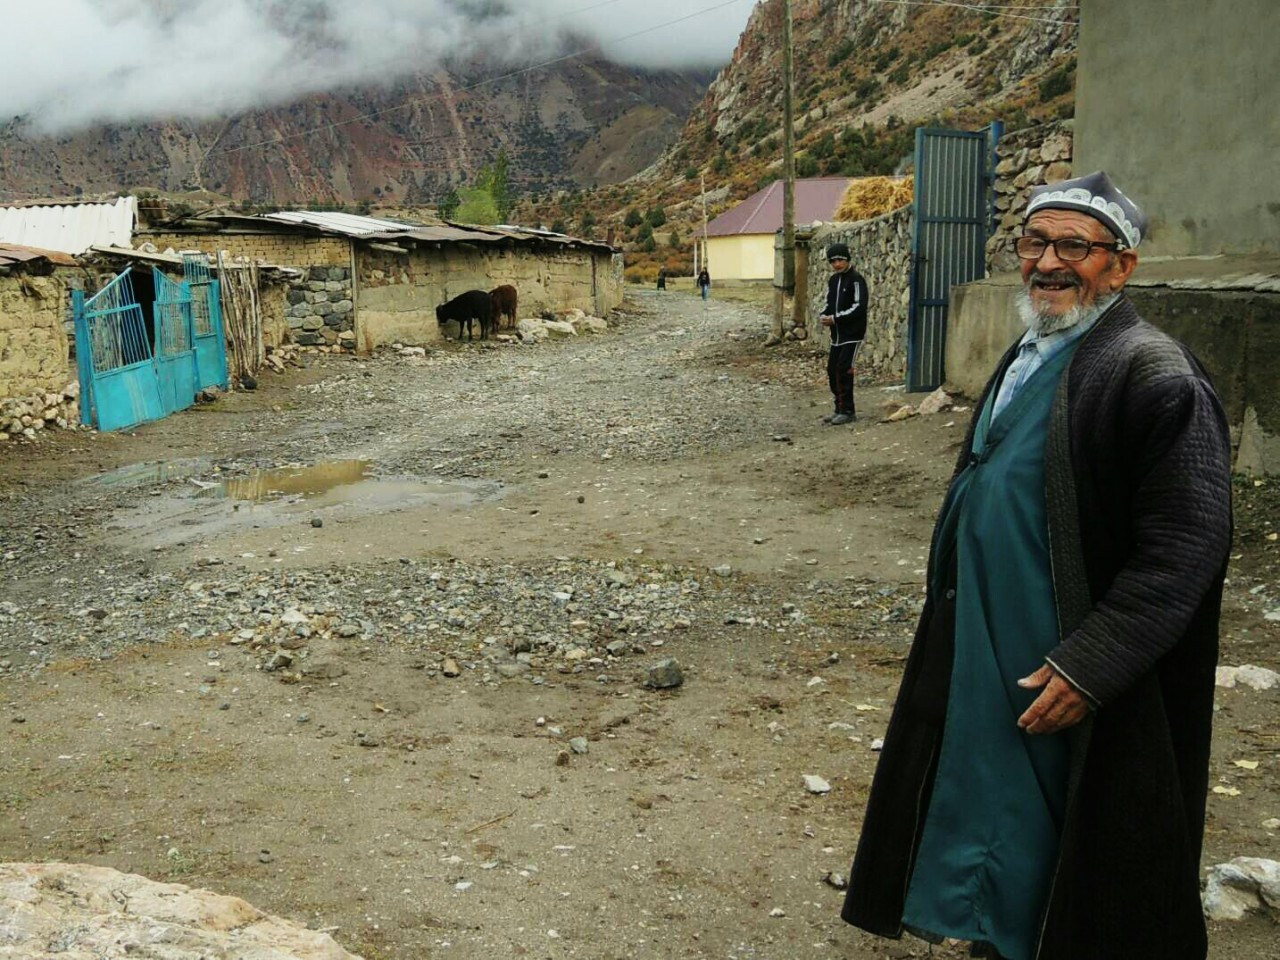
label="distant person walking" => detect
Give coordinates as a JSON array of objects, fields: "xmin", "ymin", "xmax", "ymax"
[
  {"xmin": 657, "ymin": 266, "xmax": 668, "ymax": 291},
  {"xmin": 818, "ymin": 242, "xmax": 868, "ymax": 425},
  {"xmin": 697, "ymin": 268, "xmax": 711, "ymax": 301}
]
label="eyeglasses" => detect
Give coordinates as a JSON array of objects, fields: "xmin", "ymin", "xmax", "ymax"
[{"xmin": 1014, "ymin": 236, "xmax": 1121, "ymax": 262}]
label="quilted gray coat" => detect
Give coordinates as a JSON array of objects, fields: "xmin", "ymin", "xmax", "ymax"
[{"xmin": 842, "ymin": 297, "xmax": 1234, "ymax": 960}]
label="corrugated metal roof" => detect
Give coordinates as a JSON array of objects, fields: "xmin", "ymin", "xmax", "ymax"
[
  {"xmin": 201, "ymin": 211, "xmax": 613, "ymax": 252},
  {"xmin": 0, "ymin": 243, "xmax": 79, "ymax": 269},
  {"xmin": 0, "ymin": 196, "xmax": 136, "ymax": 255},
  {"xmin": 259, "ymin": 210, "xmax": 424, "ymax": 237},
  {"xmin": 706, "ymin": 178, "xmax": 853, "ymax": 237}
]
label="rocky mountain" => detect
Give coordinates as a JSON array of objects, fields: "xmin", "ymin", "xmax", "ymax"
[
  {"xmin": 0, "ymin": 57, "xmax": 714, "ymax": 207},
  {"xmin": 516, "ymin": 0, "xmax": 1079, "ymax": 277}
]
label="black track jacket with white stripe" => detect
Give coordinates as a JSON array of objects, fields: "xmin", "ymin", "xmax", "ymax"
[{"xmin": 824, "ymin": 268, "xmax": 869, "ymax": 345}]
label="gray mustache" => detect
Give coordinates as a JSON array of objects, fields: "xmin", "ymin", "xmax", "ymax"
[{"xmin": 1031, "ymin": 271, "xmax": 1081, "ymax": 287}]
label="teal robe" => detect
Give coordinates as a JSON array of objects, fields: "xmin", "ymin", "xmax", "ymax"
[{"xmin": 901, "ymin": 341, "xmax": 1080, "ymax": 960}]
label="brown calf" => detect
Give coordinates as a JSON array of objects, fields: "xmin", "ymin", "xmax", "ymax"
[{"xmin": 489, "ymin": 285, "xmax": 518, "ymax": 330}]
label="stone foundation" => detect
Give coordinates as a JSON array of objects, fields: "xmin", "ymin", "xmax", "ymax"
[{"xmin": 285, "ymin": 266, "xmax": 355, "ymax": 349}]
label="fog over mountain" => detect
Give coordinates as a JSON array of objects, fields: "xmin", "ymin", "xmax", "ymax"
[{"xmin": 0, "ymin": 0, "xmax": 755, "ymax": 133}]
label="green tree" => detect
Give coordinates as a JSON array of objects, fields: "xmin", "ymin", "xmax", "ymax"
[
  {"xmin": 455, "ymin": 185, "xmax": 500, "ymax": 224},
  {"xmin": 624, "ymin": 208, "xmax": 643, "ymax": 229},
  {"xmin": 646, "ymin": 206, "xmax": 667, "ymax": 228},
  {"xmin": 437, "ymin": 188, "xmax": 461, "ymax": 221}
]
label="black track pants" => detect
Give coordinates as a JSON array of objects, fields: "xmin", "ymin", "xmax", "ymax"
[{"xmin": 827, "ymin": 340, "xmax": 863, "ymax": 415}]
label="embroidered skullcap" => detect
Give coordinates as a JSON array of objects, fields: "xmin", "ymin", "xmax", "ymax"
[{"xmin": 1025, "ymin": 170, "xmax": 1148, "ymax": 249}]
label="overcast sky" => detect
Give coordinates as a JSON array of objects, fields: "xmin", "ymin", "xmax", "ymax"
[{"xmin": 0, "ymin": 0, "xmax": 757, "ymax": 134}]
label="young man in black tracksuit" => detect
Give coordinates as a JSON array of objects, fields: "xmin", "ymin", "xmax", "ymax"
[{"xmin": 819, "ymin": 242, "xmax": 869, "ymax": 424}]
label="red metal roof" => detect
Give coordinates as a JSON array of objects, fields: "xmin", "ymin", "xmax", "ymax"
[
  {"xmin": 706, "ymin": 177, "xmax": 852, "ymax": 237},
  {"xmin": 0, "ymin": 242, "xmax": 79, "ymax": 268}
]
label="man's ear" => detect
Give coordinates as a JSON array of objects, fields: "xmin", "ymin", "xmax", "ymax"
[{"xmin": 1110, "ymin": 249, "xmax": 1139, "ymax": 290}]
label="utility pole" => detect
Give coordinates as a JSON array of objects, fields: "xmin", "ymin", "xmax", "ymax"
[
  {"xmin": 700, "ymin": 171, "xmax": 710, "ymax": 280},
  {"xmin": 774, "ymin": 0, "xmax": 796, "ymax": 341}
]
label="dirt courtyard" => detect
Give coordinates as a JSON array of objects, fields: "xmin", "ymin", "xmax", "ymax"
[{"xmin": 0, "ymin": 291, "xmax": 1276, "ymax": 959}]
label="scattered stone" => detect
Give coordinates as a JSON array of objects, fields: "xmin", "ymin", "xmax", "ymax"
[
  {"xmin": 1262, "ymin": 818, "xmax": 1280, "ymax": 831},
  {"xmin": 1202, "ymin": 858, "xmax": 1280, "ymax": 921},
  {"xmin": 569, "ymin": 737, "xmax": 589, "ymax": 755},
  {"xmin": 823, "ymin": 871, "xmax": 849, "ymax": 891},
  {"xmin": 496, "ymin": 662, "xmax": 530, "ymax": 679},
  {"xmin": 0, "ymin": 862, "xmax": 362, "ymax": 958},
  {"xmin": 1216, "ymin": 665, "xmax": 1280, "ymax": 691},
  {"xmin": 916, "ymin": 387, "xmax": 953, "ymax": 416},
  {"xmin": 310, "ymin": 518, "xmax": 324, "ymax": 529},
  {"xmin": 769, "ymin": 907, "xmax": 786, "ymax": 918},
  {"xmin": 871, "ymin": 738, "xmax": 885, "ymax": 751},
  {"xmin": 712, "ymin": 564, "xmax": 733, "ymax": 577},
  {"xmin": 885, "ymin": 404, "xmax": 918, "ymax": 423},
  {"xmin": 302, "ymin": 660, "xmax": 347, "ymax": 680},
  {"xmin": 442, "ymin": 658, "xmax": 461, "ymax": 678},
  {"xmin": 803, "ymin": 775, "xmax": 832, "ymax": 795},
  {"xmin": 646, "ymin": 658, "xmax": 684, "ymax": 690}
]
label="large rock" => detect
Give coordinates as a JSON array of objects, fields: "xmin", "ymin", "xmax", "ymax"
[
  {"xmin": 1202, "ymin": 858, "xmax": 1280, "ymax": 921},
  {"xmin": 516, "ymin": 318, "xmax": 549, "ymax": 343},
  {"xmin": 569, "ymin": 314, "xmax": 608, "ymax": 335},
  {"xmin": 542, "ymin": 320, "xmax": 578, "ymax": 338},
  {"xmin": 0, "ymin": 862, "xmax": 363, "ymax": 958}
]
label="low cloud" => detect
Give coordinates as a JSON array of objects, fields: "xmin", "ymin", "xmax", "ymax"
[{"xmin": 0, "ymin": 0, "xmax": 754, "ymax": 133}]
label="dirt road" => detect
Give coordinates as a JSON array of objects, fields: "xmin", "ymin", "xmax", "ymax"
[{"xmin": 0, "ymin": 291, "xmax": 1276, "ymax": 958}]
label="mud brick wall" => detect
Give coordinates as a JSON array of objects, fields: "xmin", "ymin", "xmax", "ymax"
[
  {"xmin": 356, "ymin": 243, "xmax": 621, "ymax": 350},
  {"xmin": 808, "ymin": 206, "xmax": 914, "ymax": 381},
  {"xmin": 0, "ymin": 274, "xmax": 72, "ymax": 400},
  {"xmin": 137, "ymin": 232, "xmax": 351, "ymax": 270}
]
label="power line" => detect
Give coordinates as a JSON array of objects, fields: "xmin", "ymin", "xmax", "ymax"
[{"xmin": 867, "ymin": 0, "xmax": 1078, "ymax": 25}]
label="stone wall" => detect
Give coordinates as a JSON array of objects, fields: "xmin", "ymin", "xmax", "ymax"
[
  {"xmin": 0, "ymin": 273, "xmax": 71, "ymax": 400},
  {"xmin": 0, "ymin": 272, "xmax": 80, "ymax": 441},
  {"xmin": 285, "ymin": 266, "xmax": 355, "ymax": 349},
  {"xmin": 989, "ymin": 120, "xmax": 1074, "ymax": 271},
  {"xmin": 356, "ymin": 243, "xmax": 621, "ymax": 351},
  {"xmin": 807, "ymin": 206, "xmax": 913, "ymax": 380}
]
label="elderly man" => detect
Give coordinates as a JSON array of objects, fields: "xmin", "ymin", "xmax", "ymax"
[{"xmin": 841, "ymin": 172, "xmax": 1232, "ymax": 960}]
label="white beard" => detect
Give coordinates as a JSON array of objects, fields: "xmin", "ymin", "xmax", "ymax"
[{"xmin": 1016, "ymin": 288, "xmax": 1119, "ymax": 337}]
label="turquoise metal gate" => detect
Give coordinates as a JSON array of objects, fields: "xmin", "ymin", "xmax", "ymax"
[
  {"xmin": 906, "ymin": 122, "xmax": 1002, "ymax": 392},
  {"xmin": 153, "ymin": 267, "xmax": 197, "ymax": 416},
  {"xmin": 73, "ymin": 268, "xmax": 166, "ymax": 432},
  {"xmin": 183, "ymin": 252, "xmax": 228, "ymax": 391}
]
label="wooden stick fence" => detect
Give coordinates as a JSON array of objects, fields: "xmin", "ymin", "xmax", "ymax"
[{"xmin": 215, "ymin": 253, "xmax": 266, "ymax": 384}]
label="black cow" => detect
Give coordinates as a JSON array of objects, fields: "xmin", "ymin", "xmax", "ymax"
[{"xmin": 436, "ymin": 289, "xmax": 493, "ymax": 341}]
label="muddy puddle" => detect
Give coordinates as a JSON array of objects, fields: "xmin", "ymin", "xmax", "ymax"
[{"xmin": 97, "ymin": 458, "xmax": 507, "ymax": 556}]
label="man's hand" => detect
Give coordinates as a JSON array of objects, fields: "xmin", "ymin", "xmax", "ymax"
[
  {"xmin": 820, "ymin": 315, "xmax": 834, "ymax": 327},
  {"xmin": 1017, "ymin": 664, "xmax": 1091, "ymax": 735}
]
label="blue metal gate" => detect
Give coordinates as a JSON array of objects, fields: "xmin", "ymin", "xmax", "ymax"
[
  {"xmin": 183, "ymin": 252, "xmax": 229, "ymax": 391},
  {"xmin": 906, "ymin": 122, "xmax": 1002, "ymax": 392},
  {"xmin": 73, "ymin": 268, "xmax": 166, "ymax": 432},
  {"xmin": 153, "ymin": 267, "xmax": 197, "ymax": 416}
]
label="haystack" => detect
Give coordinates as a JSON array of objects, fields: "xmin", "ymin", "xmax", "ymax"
[{"xmin": 834, "ymin": 176, "xmax": 914, "ymax": 222}]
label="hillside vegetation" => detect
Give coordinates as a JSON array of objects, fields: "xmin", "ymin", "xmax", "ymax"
[{"xmin": 514, "ymin": 0, "xmax": 1078, "ymax": 283}]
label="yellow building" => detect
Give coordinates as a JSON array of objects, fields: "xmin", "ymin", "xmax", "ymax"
[{"xmin": 704, "ymin": 177, "xmax": 852, "ymax": 281}]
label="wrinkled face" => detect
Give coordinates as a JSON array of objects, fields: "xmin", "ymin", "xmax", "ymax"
[
  {"xmin": 828, "ymin": 257, "xmax": 849, "ymax": 274},
  {"xmin": 1020, "ymin": 209, "xmax": 1136, "ymax": 319}
]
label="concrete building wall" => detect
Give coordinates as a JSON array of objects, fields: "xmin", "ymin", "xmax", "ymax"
[
  {"xmin": 1074, "ymin": 0, "xmax": 1280, "ymax": 258},
  {"xmin": 945, "ymin": 272, "xmax": 1280, "ymax": 472},
  {"xmin": 706, "ymin": 234, "xmax": 774, "ymax": 281},
  {"xmin": 356, "ymin": 244, "xmax": 620, "ymax": 351},
  {"xmin": 0, "ymin": 273, "xmax": 71, "ymax": 399}
]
